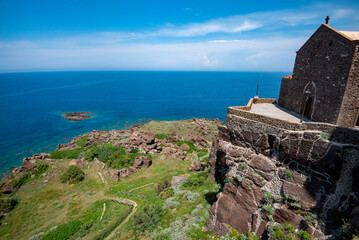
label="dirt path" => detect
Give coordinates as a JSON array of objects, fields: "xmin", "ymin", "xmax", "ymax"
[
  {"xmin": 94, "ymin": 165, "xmax": 153, "ymax": 240},
  {"xmin": 97, "ymin": 172, "xmax": 105, "ymax": 184},
  {"xmin": 128, "ymin": 182, "xmax": 154, "ymax": 192},
  {"xmin": 104, "ymin": 198, "xmax": 137, "ymax": 240}
]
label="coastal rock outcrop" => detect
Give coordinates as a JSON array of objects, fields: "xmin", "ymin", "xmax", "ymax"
[
  {"xmin": 205, "ymin": 114, "xmax": 359, "ymax": 238},
  {"xmin": 63, "ymin": 112, "xmax": 93, "ymax": 121}
]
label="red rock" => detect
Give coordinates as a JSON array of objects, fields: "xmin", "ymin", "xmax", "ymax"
[
  {"xmin": 248, "ymin": 155, "xmax": 275, "ymax": 172},
  {"xmin": 273, "ymin": 206, "xmax": 303, "ymax": 226},
  {"xmin": 2, "ymin": 185, "xmax": 14, "ymax": 194},
  {"xmin": 189, "ymin": 160, "xmax": 205, "ymax": 172},
  {"xmin": 180, "ymin": 143, "xmax": 190, "ymax": 151},
  {"xmin": 133, "ymin": 156, "xmax": 152, "ymax": 169},
  {"xmin": 21, "ymin": 158, "xmax": 36, "ymax": 171},
  {"xmin": 282, "ymin": 181, "xmax": 316, "ymax": 211},
  {"xmin": 171, "ymin": 174, "xmax": 190, "ymax": 186}
]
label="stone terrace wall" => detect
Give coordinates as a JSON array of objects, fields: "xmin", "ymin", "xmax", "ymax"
[
  {"xmin": 228, "ymin": 106, "xmax": 359, "ymax": 145},
  {"xmin": 235, "ymin": 98, "xmax": 277, "ymax": 111}
]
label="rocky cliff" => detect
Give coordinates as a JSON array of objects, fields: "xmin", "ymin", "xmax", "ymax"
[{"xmin": 205, "ymin": 112, "xmax": 359, "ymax": 238}]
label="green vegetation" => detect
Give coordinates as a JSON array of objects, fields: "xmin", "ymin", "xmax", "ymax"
[
  {"xmin": 268, "ymin": 222, "xmax": 311, "ymax": 240},
  {"xmin": 10, "ymin": 164, "xmax": 49, "ymax": 190},
  {"xmin": 50, "ymin": 148, "xmax": 83, "ymax": 159},
  {"xmin": 263, "ymin": 192, "xmax": 273, "ymax": 204},
  {"xmin": 320, "ymin": 132, "xmax": 332, "ymax": 140},
  {"xmin": 41, "ymin": 219, "xmax": 82, "ymax": 240},
  {"xmin": 0, "ymin": 119, "xmax": 224, "ymax": 240},
  {"xmin": 60, "ymin": 166, "xmax": 85, "ymax": 184},
  {"xmin": 284, "ymin": 169, "xmax": 292, "ymax": 178},
  {"xmin": 154, "ymin": 134, "xmax": 169, "ymax": 140},
  {"xmin": 75, "ymin": 136, "xmax": 89, "ymax": 147},
  {"xmin": 262, "ymin": 204, "xmax": 273, "ymax": 214},
  {"xmin": 133, "ymin": 204, "xmax": 164, "ymax": 232},
  {"xmin": 0, "ymin": 198, "xmax": 18, "ymax": 213},
  {"xmin": 183, "ymin": 171, "xmax": 209, "ymax": 188},
  {"xmin": 107, "ymin": 153, "xmax": 132, "ymax": 169},
  {"xmin": 156, "ymin": 177, "xmax": 174, "ymax": 199}
]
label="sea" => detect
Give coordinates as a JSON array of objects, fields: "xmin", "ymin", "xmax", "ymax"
[{"xmin": 0, "ymin": 71, "xmax": 287, "ymax": 175}]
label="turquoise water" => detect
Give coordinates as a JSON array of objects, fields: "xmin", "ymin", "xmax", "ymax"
[{"xmin": 0, "ymin": 71, "xmax": 286, "ymax": 175}]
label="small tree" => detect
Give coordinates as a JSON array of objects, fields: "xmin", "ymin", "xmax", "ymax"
[
  {"xmin": 61, "ymin": 166, "xmax": 85, "ymax": 184},
  {"xmin": 133, "ymin": 204, "xmax": 164, "ymax": 232}
]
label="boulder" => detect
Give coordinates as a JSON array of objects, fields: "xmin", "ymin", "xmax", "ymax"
[
  {"xmin": 111, "ymin": 170, "xmax": 120, "ymax": 181},
  {"xmin": 171, "ymin": 174, "xmax": 190, "ymax": 186},
  {"xmin": 180, "ymin": 143, "xmax": 191, "ymax": 151},
  {"xmin": 68, "ymin": 159, "xmax": 83, "ymax": 167},
  {"xmin": 127, "ymin": 166, "xmax": 137, "ymax": 173},
  {"xmin": 2, "ymin": 185, "xmax": 14, "ymax": 194},
  {"xmin": 189, "ymin": 160, "xmax": 205, "ymax": 172},
  {"xmin": 142, "ymin": 132, "xmax": 155, "ymax": 144},
  {"xmin": 119, "ymin": 168, "xmax": 131, "ymax": 178},
  {"xmin": 21, "ymin": 158, "xmax": 36, "ymax": 171},
  {"xmin": 133, "ymin": 156, "xmax": 152, "ymax": 169}
]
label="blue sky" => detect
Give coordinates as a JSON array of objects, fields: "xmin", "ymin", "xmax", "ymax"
[{"xmin": 0, "ymin": 0, "xmax": 359, "ymax": 72}]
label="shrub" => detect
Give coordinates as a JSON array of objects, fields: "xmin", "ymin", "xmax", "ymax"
[
  {"xmin": 284, "ymin": 169, "xmax": 292, "ymax": 178},
  {"xmin": 263, "ymin": 192, "xmax": 273, "ymax": 204},
  {"xmin": 270, "ymin": 225, "xmax": 284, "ymax": 239},
  {"xmin": 183, "ymin": 171, "xmax": 209, "ymax": 188},
  {"xmin": 0, "ymin": 198, "xmax": 18, "ymax": 213},
  {"xmin": 107, "ymin": 152, "xmax": 132, "ymax": 169},
  {"xmin": 93, "ymin": 144, "xmax": 126, "ymax": 163},
  {"xmin": 155, "ymin": 134, "xmax": 169, "ymax": 140},
  {"xmin": 236, "ymin": 175, "xmax": 245, "ymax": 183},
  {"xmin": 299, "ymin": 230, "xmax": 311, "ymax": 240},
  {"xmin": 156, "ymin": 177, "xmax": 171, "ymax": 195},
  {"xmin": 163, "ymin": 197, "xmax": 179, "ymax": 210},
  {"xmin": 263, "ymin": 204, "xmax": 273, "ymax": 214},
  {"xmin": 158, "ymin": 188, "xmax": 174, "ymax": 199},
  {"xmin": 75, "ymin": 136, "xmax": 89, "ymax": 147},
  {"xmin": 84, "ymin": 148, "xmax": 95, "ymax": 161},
  {"xmin": 321, "ymin": 132, "xmax": 331, "ymax": 140},
  {"xmin": 50, "ymin": 148, "xmax": 83, "ymax": 159},
  {"xmin": 247, "ymin": 232, "xmax": 258, "ymax": 240},
  {"xmin": 60, "ymin": 166, "xmax": 85, "ymax": 184},
  {"xmin": 133, "ymin": 204, "xmax": 164, "ymax": 232},
  {"xmin": 184, "ymin": 191, "xmax": 200, "ymax": 201},
  {"xmin": 130, "ymin": 148, "xmax": 139, "ymax": 153}
]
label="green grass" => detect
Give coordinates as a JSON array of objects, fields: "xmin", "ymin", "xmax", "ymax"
[
  {"xmin": 50, "ymin": 148, "xmax": 83, "ymax": 159},
  {"xmin": 154, "ymin": 134, "xmax": 169, "ymax": 140},
  {"xmin": 75, "ymin": 136, "xmax": 89, "ymax": 147},
  {"xmin": 1, "ymin": 120, "xmax": 222, "ymax": 240}
]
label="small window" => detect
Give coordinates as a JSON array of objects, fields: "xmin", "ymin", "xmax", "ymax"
[{"xmin": 328, "ymin": 41, "xmax": 333, "ymax": 46}]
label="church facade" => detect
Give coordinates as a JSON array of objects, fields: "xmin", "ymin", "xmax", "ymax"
[{"xmin": 278, "ymin": 24, "xmax": 359, "ymax": 128}]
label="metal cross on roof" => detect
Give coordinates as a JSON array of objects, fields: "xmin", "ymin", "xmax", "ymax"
[{"xmin": 325, "ymin": 16, "xmax": 330, "ymax": 24}]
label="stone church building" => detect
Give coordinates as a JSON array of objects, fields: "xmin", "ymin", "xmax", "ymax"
[{"xmin": 278, "ymin": 24, "xmax": 359, "ymax": 128}]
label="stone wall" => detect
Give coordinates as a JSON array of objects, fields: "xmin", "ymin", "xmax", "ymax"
[
  {"xmin": 337, "ymin": 45, "xmax": 359, "ymax": 127},
  {"xmin": 278, "ymin": 24, "xmax": 358, "ymax": 127},
  {"xmin": 228, "ymin": 106, "xmax": 359, "ymax": 145},
  {"xmin": 205, "ymin": 112, "xmax": 359, "ymax": 238}
]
